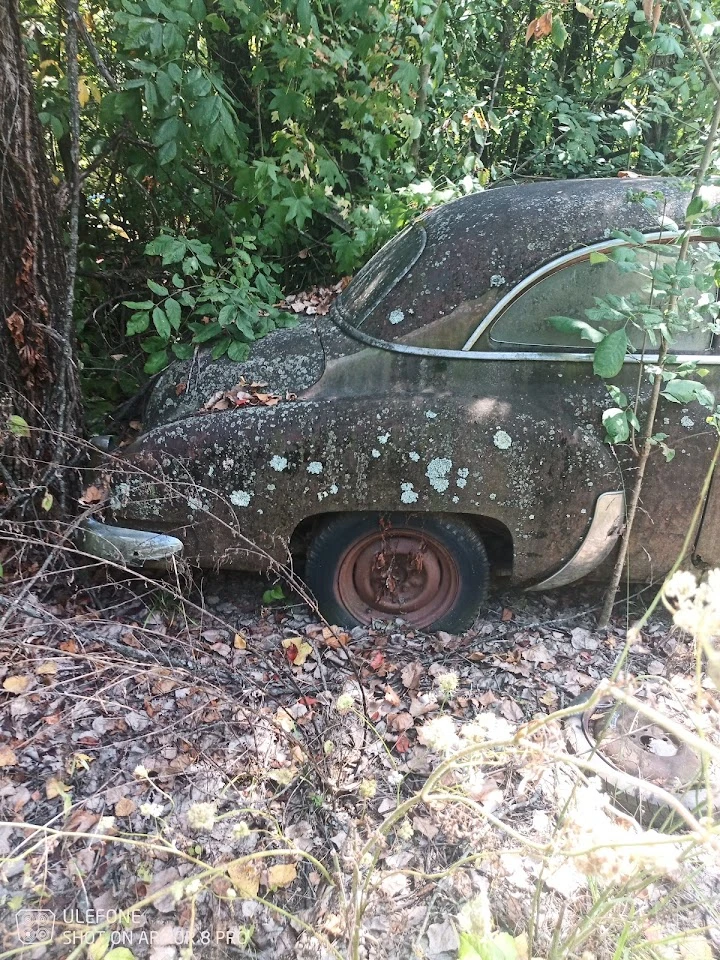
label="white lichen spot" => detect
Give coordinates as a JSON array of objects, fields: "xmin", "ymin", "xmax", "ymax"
[
  {"xmin": 452, "ymin": 495, "xmax": 459, "ymax": 503},
  {"xmin": 307, "ymin": 461, "xmax": 323, "ymax": 474},
  {"xmin": 425, "ymin": 410, "xmax": 437, "ymax": 419},
  {"xmin": 329, "ymin": 484, "xmax": 338, "ymax": 494},
  {"xmin": 222, "ymin": 457, "xmax": 234, "ymax": 470},
  {"xmin": 266, "ymin": 483, "xmax": 276, "ymax": 491},
  {"xmin": 230, "ymin": 490, "xmax": 252, "ymax": 507},
  {"xmin": 456, "ymin": 467, "xmax": 469, "ymax": 488},
  {"xmin": 188, "ymin": 496, "xmax": 203, "ymax": 512},
  {"xmin": 580, "ymin": 508, "xmax": 587, "ymax": 514},
  {"xmin": 401, "ymin": 482, "xmax": 418, "ymax": 504},
  {"xmin": 388, "ymin": 309, "xmax": 405, "ymax": 325},
  {"xmin": 490, "ymin": 274, "xmax": 506, "ymax": 287},
  {"xmin": 208, "ymin": 465, "xmax": 215, "ymax": 477},
  {"xmin": 270, "ymin": 455, "xmax": 288, "ymax": 472},
  {"xmin": 681, "ymin": 416, "xmax": 694, "ymax": 429},
  {"xmin": 409, "ymin": 451, "xmax": 420, "ymax": 462},
  {"xmin": 489, "ymin": 493, "xmax": 497, "ymax": 500},
  {"xmin": 378, "ymin": 432, "xmax": 390, "ymax": 444},
  {"xmin": 493, "ymin": 430, "xmax": 512, "ymax": 450},
  {"xmin": 529, "ymin": 514, "xmax": 534, "ymax": 520},
  {"xmin": 426, "ymin": 457, "xmax": 452, "ymax": 493}
]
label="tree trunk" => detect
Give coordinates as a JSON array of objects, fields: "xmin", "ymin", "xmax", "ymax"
[{"xmin": 0, "ymin": 0, "xmax": 82, "ymax": 510}]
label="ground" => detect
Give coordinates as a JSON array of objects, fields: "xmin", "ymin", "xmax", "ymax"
[{"xmin": 0, "ymin": 571, "xmax": 718, "ymax": 960}]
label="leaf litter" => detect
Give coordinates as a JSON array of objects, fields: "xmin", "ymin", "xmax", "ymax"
[{"xmin": 0, "ymin": 573, "xmax": 717, "ymax": 959}]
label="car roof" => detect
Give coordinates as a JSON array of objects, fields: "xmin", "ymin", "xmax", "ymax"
[{"xmin": 332, "ymin": 176, "xmax": 720, "ymax": 346}]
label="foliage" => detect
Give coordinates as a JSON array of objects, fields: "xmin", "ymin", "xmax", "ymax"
[
  {"xmin": 548, "ymin": 190, "xmax": 720, "ymax": 450},
  {"xmin": 18, "ymin": 0, "xmax": 720, "ymax": 404}
]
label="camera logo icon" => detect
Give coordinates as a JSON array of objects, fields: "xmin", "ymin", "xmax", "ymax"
[{"xmin": 16, "ymin": 909, "xmax": 55, "ymax": 944}]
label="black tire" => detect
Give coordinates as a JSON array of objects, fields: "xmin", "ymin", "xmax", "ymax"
[{"xmin": 305, "ymin": 512, "xmax": 490, "ymax": 632}]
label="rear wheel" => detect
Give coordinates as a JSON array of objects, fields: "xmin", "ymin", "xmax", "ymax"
[{"xmin": 305, "ymin": 513, "xmax": 490, "ymax": 632}]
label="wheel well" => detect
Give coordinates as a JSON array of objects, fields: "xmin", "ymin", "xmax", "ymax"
[{"xmin": 289, "ymin": 511, "xmax": 514, "ymax": 576}]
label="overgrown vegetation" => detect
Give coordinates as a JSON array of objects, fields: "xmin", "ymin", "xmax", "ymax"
[{"xmin": 19, "ymin": 0, "xmax": 720, "ymax": 413}]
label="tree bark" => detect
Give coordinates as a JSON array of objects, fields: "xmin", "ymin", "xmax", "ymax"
[{"xmin": 0, "ymin": 0, "xmax": 82, "ymax": 509}]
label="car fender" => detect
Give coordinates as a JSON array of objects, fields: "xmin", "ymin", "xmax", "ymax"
[{"xmin": 104, "ymin": 393, "xmax": 621, "ymax": 584}]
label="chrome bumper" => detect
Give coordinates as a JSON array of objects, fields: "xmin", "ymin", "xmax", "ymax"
[
  {"xmin": 528, "ymin": 491, "xmax": 625, "ymax": 591},
  {"xmin": 79, "ymin": 518, "xmax": 183, "ymax": 565}
]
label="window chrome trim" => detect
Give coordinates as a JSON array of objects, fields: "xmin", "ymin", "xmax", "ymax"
[
  {"xmin": 461, "ymin": 229, "xmax": 708, "ymax": 352},
  {"xmin": 328, "ymin": 313, "xmax": 720, "ymax": 364}
]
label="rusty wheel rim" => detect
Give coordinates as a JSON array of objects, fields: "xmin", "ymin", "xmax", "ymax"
[{"xmin": 335, "ymin": 527, "xmax": 460, "ymax": 628}]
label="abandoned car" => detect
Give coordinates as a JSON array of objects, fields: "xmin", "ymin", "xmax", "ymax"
[{"xmin": 82, "ymin": 177, "xmax": 720, "ymax": 631}]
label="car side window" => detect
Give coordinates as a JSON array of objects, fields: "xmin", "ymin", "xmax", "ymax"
[{"xmin": 488, "ymin": 241, "xmax": 719, "ymax": 352}]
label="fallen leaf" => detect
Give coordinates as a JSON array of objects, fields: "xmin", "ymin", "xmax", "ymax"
[
  {"xmin": 115, "ymin": 797, "xmax": 137, "ymax": 817},
  {"xmin": 227, "ymin": 861, "xmax": 260, "ymax": 898},
  {"xmin": 233, "ymin": 633, "xmax": 247, "ymax": 650},
  {"xmin": 395, "ymin": 732, "xmax": 411, "ymax": 753},
  {"xmin": 370, "ymin": 651, "xmax": 386, "ymax": 671},
  {"xmin": 274, "ymin": 708, "xmax": 295, "ymax": 732},
  {"xmin": 35, "ymin": 661, "xmax": 58, "ymax": 676},
  {"xmin": 0, "ymin": 745, "xmax": 18, "ymax": 767},
  {"xmin": 46, "ymin": 777, "xmax": 71, "ymax": 800},
  {"xmin": 384, "ymin": 686, "xmax": 401, "ymax": 706},
  {"xmin": 401, "ymin": 661, "xmax": 424, "ymax": 690},
  {"xmin": 282, "ymin": 637, "xmax": 313, "ymax": 666},
  {"xmin": 501, "ymin": 607, "xmax": 513, "ymax": 622},
  {"xmin": 3, "ymin": 675, "xmax": 32, "ymax": 694},
  {"xmin": 79, "ymin": 484, "xmax": 107, "ymax": 505},
  {"xmin": 267, "ymin": 862, "xmax": 297, "ymax": 889}
]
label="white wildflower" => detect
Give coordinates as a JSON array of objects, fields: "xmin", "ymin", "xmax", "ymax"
[
  {"xmin": 186, "ymin": 802, "xmax": 217, "ymax": 832},
  {"xmin": 461, "ymin": 713, "xmax": 514, "ymax": 744},
  {"xmin": 396, "ymin": 819, "xmax": 414, "ymax": 841},
  {"xmin": 435, "ymin": 672, "xmax": 459, "ymax": 696},
  {"xmin": 133, "ymin": 764, "xmax": 149, "ymax": 779},
  {"xmin": 185, "ymin": 878, "xmax": 203, "ymax": 897},
  {"xmin": 417, "ymin": 715, "xmax": 460, "ymax": 754},
  {"xmin": 233, "ymin": 821, "xmax": 251, "ymax": 839},
  {"xmin": 140, "ymin": 802, "xmax": 164, "ymax": 818},
  {"xmin": 358, "ymin": 778, "xmax": 377, "ymax": 800},
  {"xmin": 335, "ymin": 693, "xmax": 354, "ymax": 714}
]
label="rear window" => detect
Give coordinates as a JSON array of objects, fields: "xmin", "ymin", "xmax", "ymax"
[
  {"xmin": 335, "ymin": 224, "xmax": 426, "ymax": 331},
  {"xmin": 489, "ymin": 241, "xmax": 719, "ymax": 352}
]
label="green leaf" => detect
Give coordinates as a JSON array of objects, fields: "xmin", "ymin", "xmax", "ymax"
[
  {"xmin": 41, "ymin": 491, "xmax": 54, "ymax": 512},
  {"xmin": 297, "ymin": 0, "xmax": 311, "ymax": 31},
  {"xmin": 88, "ymin": 933, "xmax": 111, "ymax": 960},
  {"xmin": 686, "ymin": 196, "xmax": 706, "ymax": 220},
  {"xmin": 152, "ymin": 306, "xmax": 172, "ymax": 339},
  {"xmin": 127, "ymin": 311, "xmax": 150, "ymax": 335},
  {"xmin": 192, "ymin": 321, "xmax": 223, "ymax": 343},
  {"xmin": 589, "ymin": 251, "xmax": 609, "ymax": 264},
  {"xmin": 262, "ymin": 584, "xmax": 285, "ymax": 603},
  {"xmin": 602, "ymin": 407, "xmax": 630, "ymax": 444},
  {"xmin": 593, "ymin": 328, "xmax": 628, "ymax": 378},
  {"xmin": 104, "ymin": 949, "xmax": 137, "ymax": 960},
  {"xmin": 8, "ymin": 415, "xmax": 30, "ymax": 438},
  {"xmin": 123, "ymin": 300, "xmax": 154, "ymax": 310},
  {"xmin": 548, "ymin": 316, "xmax": 604, "ymax": 343},
  {"xmin": 551, "ymin": 17, "xmax": 568, "ymax": 48},
  {"xmin": 164, "ymin": 297, "xmax": 182, "ymax": 330},
  {"xmin": 147, "ymin": 278, "xmax": 168, "ymax": 296},
  {"xmin": 157, "ymin": 139, "xmax": 178, "ymax": 165},
  {"xmin": 662, "ymin": 380, "xmax": 715, "ymax": 409},
  {"xmin": 227, "ymin": 341, "xmax": 250, "ymax": 362},
  {"xmin": 144, "ymin": 349, "xmax": 169, "ymax": 374},
  {"xmin": 699, "ymin": 226, "xmax": 720, "ymax": 239}
]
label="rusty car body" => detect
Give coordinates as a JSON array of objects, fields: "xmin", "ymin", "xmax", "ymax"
[{"xmin": 83, "ymin": 177, "xmax": 720, "ymax": 630}]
